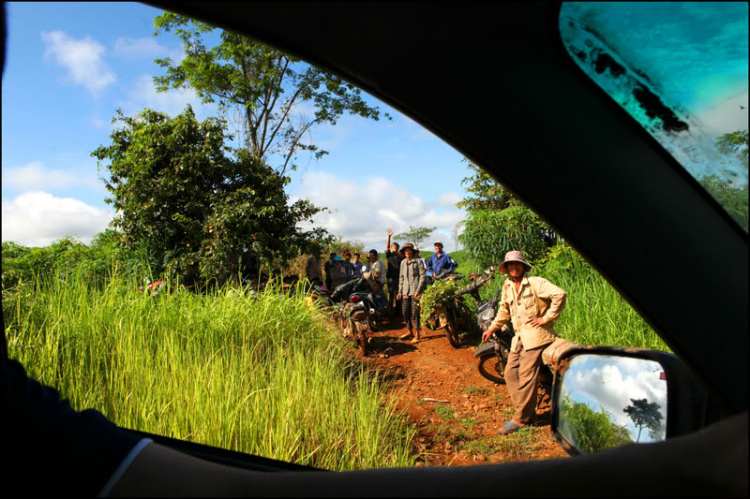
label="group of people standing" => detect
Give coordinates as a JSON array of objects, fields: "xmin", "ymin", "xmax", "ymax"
[
  {"xmin": 306, "ymin": 233, "xmax": 567, "ymax": 437},
  {"xmin": 305, "ymin": 228, "xmax": 460, "ymax": 343}
]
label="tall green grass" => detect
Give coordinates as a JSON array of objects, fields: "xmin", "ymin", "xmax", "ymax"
[
  {"xmin": 5, "ymin": 271, "xmax": 415, "ymax": 470},
  {"xmin": 457, "ymin": 245, "xmax": 670, "ymax": 352}
]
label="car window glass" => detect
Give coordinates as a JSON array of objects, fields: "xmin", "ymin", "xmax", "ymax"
[
  {"xmin": 560, "ymin": 2, "xmax": 749, "ymax": 232},
  {"xmin": 3, "ymin": 2, "xmax": 677, "ymax": 472}
]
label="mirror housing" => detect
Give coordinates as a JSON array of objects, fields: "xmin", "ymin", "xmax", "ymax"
[{"xmin": 551, "ymin": 346, "xmax": 717, "ymax": 456}]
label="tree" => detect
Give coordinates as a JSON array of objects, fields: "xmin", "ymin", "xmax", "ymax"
[
  {"xmin": 559, "ymin": 395, "xmax": 633, "ymax": 453},
  {"xmin": 623, "ymin": 398, "xmax": 664, "ymax": 442},
  {"xmin": 715, "ymin": 129, "xmax": 748, "ymax": 162},
  {"xmin": 153, "ymin": 13, "xmax": 389, "ymax": 175},
  {"xmin": 394, "ymin": 226, "xmax": 436, "ymax": 248},
  {"xmin": 92, "ymin": 106, "xmax": 328, "ymax": 284},
  {"xmin": 457, "ymin": 157, "xmax": 557, "ymax": 267},
  {"xmin": 456, "ymin": 157, "xmax": 523, "ymax": 211},
  {"xmin": 459, "ymin": 207, "xmax": 551, "ymax": 268}
]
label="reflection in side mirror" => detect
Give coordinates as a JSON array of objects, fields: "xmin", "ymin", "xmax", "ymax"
[{"xmin": 555, "ymin": 354, "xmax": 667, "ymax": 454}]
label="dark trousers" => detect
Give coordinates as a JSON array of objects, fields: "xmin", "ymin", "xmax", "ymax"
[{"xmin": 401, "ymin": 297, "xmax": 421, "ymax": 331}]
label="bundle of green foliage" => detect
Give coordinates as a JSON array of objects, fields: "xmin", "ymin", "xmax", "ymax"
[
  {"xmin": 92, "ymin": 106, "xmax": 328, "ymax": 285},
  {"xmin": 419, "ymin": 278, "xmax": 469, "ymax": 327}
]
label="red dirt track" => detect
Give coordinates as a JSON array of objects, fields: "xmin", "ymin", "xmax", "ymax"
[{"xmin": 362, "ymin": 315, "xmax": 568, "ymax": 466}]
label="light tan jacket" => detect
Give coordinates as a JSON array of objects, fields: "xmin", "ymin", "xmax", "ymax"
[{"xmin": 488, "ymin": 275, "xmax": 567, "ymax": 352}]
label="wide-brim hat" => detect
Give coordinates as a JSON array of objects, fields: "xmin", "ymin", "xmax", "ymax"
[
  {"xmin": 498, "ymin": 250, "xmax": 532, "ymax": 274},
  {"xmin": 399, "ymin": 242, "xmax": 420, "ymax": 257}
]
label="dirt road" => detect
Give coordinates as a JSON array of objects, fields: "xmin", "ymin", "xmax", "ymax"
[{"xmin": 363, "ymin": 316, "xmax": 568, "ymax": 466}]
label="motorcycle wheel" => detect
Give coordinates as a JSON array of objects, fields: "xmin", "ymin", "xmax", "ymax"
[
  {"xmin": 444, "ymin": 312, "xmax": 461, "ymax": 348},
  {"xmin": 478, "ymin": 351, "xmax": 507, "ymax": 384},
  {"xmin": 351, "ymin": 319, "xmax": 368, "ymax": 356}
]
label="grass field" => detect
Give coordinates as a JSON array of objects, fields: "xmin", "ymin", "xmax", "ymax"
[
  {"xmin": 452, "ymin": 246, "xmax": 670, "ymax": 352},
  {"xmin": 5, "ymin": 271, "xmax": 416, "ymax": 470}
]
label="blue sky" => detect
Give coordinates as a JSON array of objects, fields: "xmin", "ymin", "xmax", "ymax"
[
  {"xmin": 3, "ymin": 3, "xmax": 747, "ymax": 249},
  {"xmin": 1, "ymin": 2, "xmax": 469, "ymax": 249}
]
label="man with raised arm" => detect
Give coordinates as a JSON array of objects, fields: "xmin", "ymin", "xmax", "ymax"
[{"xmin": 385, "ymin": 228, "xmax": 404, "ymax": 316}]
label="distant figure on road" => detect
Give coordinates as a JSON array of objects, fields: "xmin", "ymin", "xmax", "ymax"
[
  {"xmin": 351, "ymin": 252, "xmax": 364, "ymax": 279},
  {"xmin": 385, "ymin": 228, "xmax": 404, "ymax": 317},
  {"xmin": 305, "ymin": 248, "xmax": 323, "ymax": 287},
  {"xmin": 397, "ymin": 242, "xmax": 426, "ymax": 344},
  {"xmin": 324, "ymin": 252, "xmax": 336, "ymax": 290},
  {"xmin": 426, "ymin": 241, "xmax": 458, "ymax": 280},
  {"xmin": 330, "ymin": 256, "xmax": 348, "ymax": 291}
]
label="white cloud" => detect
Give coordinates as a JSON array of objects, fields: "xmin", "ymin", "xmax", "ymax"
[
  {"xmin": 2, "ymin": 192, "xmax": 114, "ymax": 247},
  {"xmin": 118, "ymin": 74, "xmax": 215, "ymax": 120},
  {"xmin": 437, "ymin": 192, "xmax": 463, "ymax": 207},
  {"xmin": 42, "ymin": 30, "xmax": 116, "ymax": 96},
  {"xmin": 113, "ymin": 37, "xmax": 183, "ymax": 62},
  {"xmin": 3, "ymin": 161, "xmax": 104, "ymax": 192},
  {"xmin": 293, "ymin": 172, "xmax": 466, "ymax": 251},
  {"xmin": 694, "ymin": 89, "xmax": 749, "ymax": 135},
  {"xmin": 569, "ymin": 358, "xmax": 668, "ymax": 430}
]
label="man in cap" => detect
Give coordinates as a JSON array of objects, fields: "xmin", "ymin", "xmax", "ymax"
[
  {"xmin": 425, "ymin": 241, "xmax": 458, "ymax": 281},
  {"xmin": 482, "ymin": 250, "xmax": 567, "ymax": 434},
  {"xmin": 364, "ymin": 249, "xmax": 386, "ymax": 286}
]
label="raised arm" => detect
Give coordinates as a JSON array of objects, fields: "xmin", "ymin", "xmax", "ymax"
[{"xmin": 386, "ymin": 228, "xmax": 394, "ymax": 253}]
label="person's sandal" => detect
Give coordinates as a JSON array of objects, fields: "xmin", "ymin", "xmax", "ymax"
[
  {"xmin": 410, "ymin": 338, "xmax": 420, "ymax": 344},
  {"xmin": 497, "ymin": 420, "xmax": 525, "ymax": 435},
  {"xmin": 399, "ymin": 332, "xmax": 414, "ymax": 340}
]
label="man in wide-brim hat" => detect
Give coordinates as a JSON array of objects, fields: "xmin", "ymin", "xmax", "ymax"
[
  {"xmin": 482, "ymin": 250, "xmax": 567, "ymax": 435},
  {"xmin": 398, "ymin": 241, "xmax": 419, "ymax": 257},
  {"xmin": 397, "ymin": 242, "xmax": 426, "ymax": 343}
]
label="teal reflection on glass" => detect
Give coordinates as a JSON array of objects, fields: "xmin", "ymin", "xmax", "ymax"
[{"xmin": 560, "ymin": 2, "xmax": 748, "ymax": 231}]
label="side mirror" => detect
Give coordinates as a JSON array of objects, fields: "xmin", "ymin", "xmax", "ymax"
[{"xmin": 551, "ymin": 347, "xmax": 716, "ymax": 456}]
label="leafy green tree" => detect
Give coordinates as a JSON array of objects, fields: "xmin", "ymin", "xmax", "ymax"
[
  {"xmin": 394, "ymin": 225, "xmax": 436, "ymax": 248},
  {"xmin": 459, "ymin": 207, "xmax": 552, "ymax": 269},
  {"xmin": 92, "ymin": 106, "xmax": 328, "ymax": 284},
  {"xmin": 623, "ymin": 398, "xmax": 664, "ymax": 442},
  {"xmin": 457, "ymin": 158, "xmax": 557, "ymax": 268},
  {"xmin": 701, "ymin": 129, "xmax": 749, "ymax": 231},
  {"xmin": 715, "ymin": 129, "xmax": 748, "ymax": 162},
  {"xmin": 456, "ymin": 158, "xmax": 523, "ymax": 211},
  {"xmin": 153, "ymin": 13, "xmax": 389, "ymax": 175}
]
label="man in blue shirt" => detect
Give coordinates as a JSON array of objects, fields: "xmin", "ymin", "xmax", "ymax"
[{"xmin": 425, "ymin": 241, "xmax": 458, "ymax": 279}]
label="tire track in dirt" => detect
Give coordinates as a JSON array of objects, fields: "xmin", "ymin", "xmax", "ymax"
[{"xmin": 363, "ymin": 317, "xmax": 568, "ymax": 466}]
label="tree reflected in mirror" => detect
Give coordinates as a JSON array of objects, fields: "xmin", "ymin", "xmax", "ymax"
[{"xmin": 557, "ymin": 354, "xmax": 667, "ymax": 454}]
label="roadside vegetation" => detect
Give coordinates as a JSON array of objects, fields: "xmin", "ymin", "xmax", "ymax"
[{"xmin": 3, "ymin": 259, "xmax": 415, "ymax": 471}]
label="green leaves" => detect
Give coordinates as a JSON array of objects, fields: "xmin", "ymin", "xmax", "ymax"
[
  {"xmin": 460, "ymin": 207, "xmax": 552, "ymax": 269},
  {"xmin": 153, "ymin": 13, "xmax": 389, "ymax": 175},
  {"xmin": 92, "ymin": 106, "xmax": 328, "ymax": 285}
]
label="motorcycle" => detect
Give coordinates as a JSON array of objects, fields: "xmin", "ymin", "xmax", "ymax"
[
  {"xmin": 427, "ymin": 267, "xmax": 494, "ymax": 348},
  {"xmin": 330, "ymin": 279, "xmax": 388, "ymax": 355}
]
